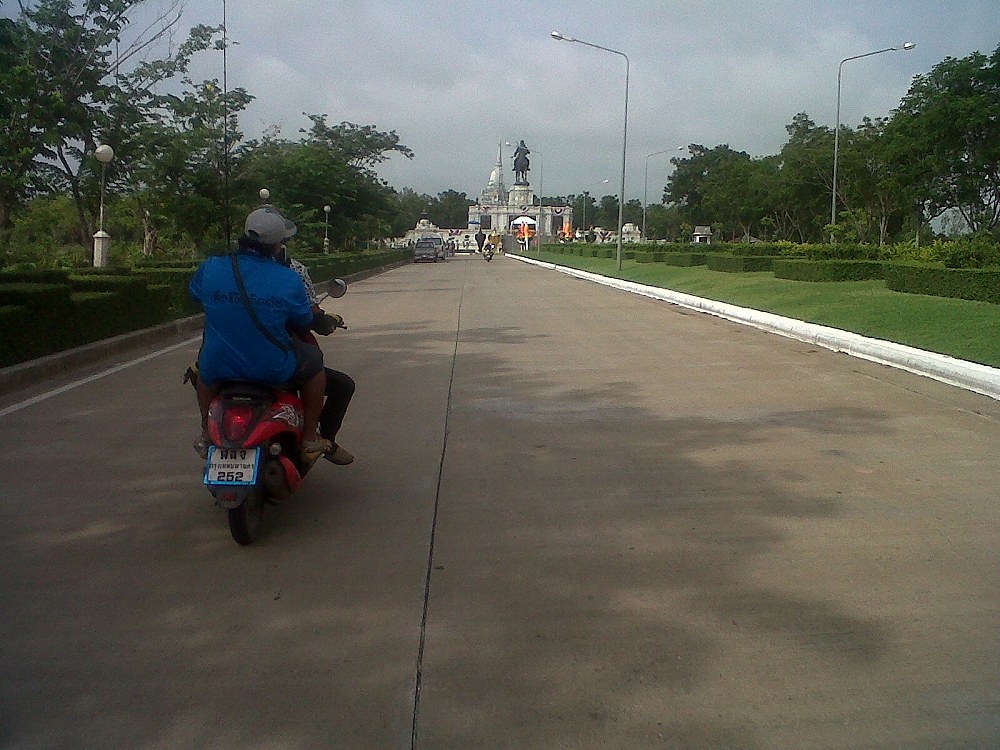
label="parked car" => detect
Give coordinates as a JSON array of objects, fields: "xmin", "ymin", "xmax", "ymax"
[{"xmin": 413, "ymin": 236, "xmax": 444, "ymax": 262}]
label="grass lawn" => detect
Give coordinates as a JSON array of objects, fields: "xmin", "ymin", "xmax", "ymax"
[{"xmin": 521, "ymin": 250, "xmax": 1000, "ymax": 369}]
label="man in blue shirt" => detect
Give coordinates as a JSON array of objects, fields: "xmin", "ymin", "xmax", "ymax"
[{"xmin": 190, "ymin": 206, "xmax": 332, "ymax": 463}]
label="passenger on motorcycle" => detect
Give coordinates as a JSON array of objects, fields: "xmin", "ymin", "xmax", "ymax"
[
  {"xmin": 280, "ymin": 246, "xmax": 356, "ymax": 465},
  {"xmin": 190, "ymin": 206, "xmax": 333, "ymax": 464}
]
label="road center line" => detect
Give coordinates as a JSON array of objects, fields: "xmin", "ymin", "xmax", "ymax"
[{"xmin": 409, "ymin": 262, "xmax": 466, "ymax": 749}]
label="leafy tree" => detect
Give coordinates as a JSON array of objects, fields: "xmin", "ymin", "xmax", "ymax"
[
  {"xmin": 391, "ymin": 187, "xmax": 433, "ymax": 237},
  {"xmin": 665, "ymin": 144, "xmax": 750, "ymax": 228},
  {"xmin": 427, "ymin": 190, "xmax": 473, "ymax": 229},
  {"xmin": 131, "ymin": 78, "xmax": 253, "ymax": 254},
  {"xmin": 0, "ymin": 0, "xmax": 190, "ymax": 241},
  {"xmin": 301, "ymin": 115, "xmax": 413, "ymax": 173},
  {"xmin": 644, "ymin": 203, "xmax": 685, "ymax": 241},
  {"xmin": 623, "ymin": 198, "xmax": 643, "ymax": 227},
  {"xmin": 884, "ymin": 44, "xmax": 1000, "ymax": 233},
  {"xmin": 772, "ymin": 114, "xmax": 833, "ymax": 242}
]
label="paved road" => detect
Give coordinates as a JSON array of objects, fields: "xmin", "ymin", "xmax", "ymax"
[{"xmin": 1, "ymin": 254, "xmax": 998, "ymax": 749}]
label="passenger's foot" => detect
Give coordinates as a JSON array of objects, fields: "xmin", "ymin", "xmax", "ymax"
[
  {"xmin": 193, "ymin": 430, "xmax": 211, "ymax": 459},
  {"xmin": 323, "ymin": 443, "xmax": 355, "ymax": 465},
  {"xmin": 301, "ymin": 437, "xmax": 334, "ymax": 465}
]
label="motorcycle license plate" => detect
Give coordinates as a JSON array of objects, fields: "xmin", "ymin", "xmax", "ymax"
[{"xmin": 204, "ymin": 446, "xmax": 261, "ymax": 486}]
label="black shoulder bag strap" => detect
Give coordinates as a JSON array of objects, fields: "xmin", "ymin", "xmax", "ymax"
[{"xmin": 229, "ymin": 252, "xmax": 289, "ymax": 354}]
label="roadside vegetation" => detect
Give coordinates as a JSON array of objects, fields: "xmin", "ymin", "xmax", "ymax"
[
  {"xmin": 1, "ymin": 1, "xmax": 997, "ymax": 373},
  {"xmin": 524, "ymin": 245, "xmax": 1000, "ymax": 368}
]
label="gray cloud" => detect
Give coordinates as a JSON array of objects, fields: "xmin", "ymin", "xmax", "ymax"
[{"xmin": 75, "ymin": 0, "xmax": 1000, "ymax": 199}]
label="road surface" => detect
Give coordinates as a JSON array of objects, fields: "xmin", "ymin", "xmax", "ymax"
[{"xmin": 1, "ymin": 254, "xmax": 997, "ymax": 748}]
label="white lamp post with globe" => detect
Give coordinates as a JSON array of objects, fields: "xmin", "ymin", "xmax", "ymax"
[{"xmin": 93, "ymin": 144, "xmax": 115, "ymax": 267}]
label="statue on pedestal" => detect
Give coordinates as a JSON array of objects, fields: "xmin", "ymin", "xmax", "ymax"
[{"xmin": 511, "ymin": 140, "xmax": 530, "ymax": 185}]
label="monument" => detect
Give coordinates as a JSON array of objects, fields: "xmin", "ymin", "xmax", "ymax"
[{"xmin": 468, "ymin": 140, "xmax": 573, "ymax": 241}]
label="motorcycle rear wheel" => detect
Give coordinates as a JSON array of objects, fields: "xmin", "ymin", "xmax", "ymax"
[{"xmin": 228, "ymin": 489, "xmax": 264, "ymax": 545}]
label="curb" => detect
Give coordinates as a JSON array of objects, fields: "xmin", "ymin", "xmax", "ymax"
[
  {"xmin": 0, "ymin": 261, "xmax": 410, "ymax": 397},
  {"xmin": 510, "ymin": 254, "xmax": 1000, "ymax": 401}
]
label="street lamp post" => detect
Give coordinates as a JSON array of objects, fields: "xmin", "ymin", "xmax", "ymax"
[
  {"xmin": 323, "ymin": 204, "xmax": 331, "ymax": 253},
  {"xmin": 552, "ymin": 31, "xmax": 629, "ymax": 270},
  {"xmin": 831, "ymin": 41, "xmax": 915, "ymax": 243},
  {"xmin": 643, "ymin": 146, "xmax": 683, "ymax": 241},
  {"xmin": 93, "ymin": 144, "xmax": 115, "ymax": 267}
]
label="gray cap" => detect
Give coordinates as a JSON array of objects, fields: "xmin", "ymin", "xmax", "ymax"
[{"xmin": 244, "ymin": 206, "xmax": 297, "ymax": 245}]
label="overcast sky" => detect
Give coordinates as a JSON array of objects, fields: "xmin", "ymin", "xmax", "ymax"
[{"xmin": 24, "ymin": 1, "xmax": 1000, "ymax": 201}]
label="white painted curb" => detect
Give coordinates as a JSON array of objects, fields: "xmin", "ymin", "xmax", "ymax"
[{"xmin": 510, "ymin": 254, "xmax": 1000, "ymax": 401}]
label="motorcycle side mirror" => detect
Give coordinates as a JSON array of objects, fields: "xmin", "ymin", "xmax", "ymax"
[{"xmin": 325, "ymin": 278, "xmax": 347, "ymax": 298}]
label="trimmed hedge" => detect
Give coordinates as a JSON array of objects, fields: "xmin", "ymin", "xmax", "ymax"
[
  {"xmin": 131, "ymin": 267, "xmax": 200, "ymax": 316},
  {"xmin": 773, "ymin": 259, "xmax": 885, "ymax": 282},
  {"xmin": 707, "ymin": 254, "xmax": 775, "ymax": 272},
  {"xmin": 0, "ymin": 249, "xmax": 411, "ymax": 368},
  {"xmin": 884, "ymin": 264, "xmax": 1000, "ymax": 305},
  {"xmin": 663, "ymin": 253, "xmax": 707, "ymax": 267}
]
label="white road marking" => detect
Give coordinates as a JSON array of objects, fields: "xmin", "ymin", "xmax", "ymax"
[{"xmin": 0, "ymin": 337, "xmax": 200, "ymax": 418}]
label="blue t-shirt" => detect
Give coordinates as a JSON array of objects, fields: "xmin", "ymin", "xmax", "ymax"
[{"xmin": 190, "ymin": 252, "xmax": 313, "ymax": 386}]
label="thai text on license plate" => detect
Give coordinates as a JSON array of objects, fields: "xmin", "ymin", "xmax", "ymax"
[{"xmin": 204, "ymin": 446, "xmax": 260, "ymax": 486}]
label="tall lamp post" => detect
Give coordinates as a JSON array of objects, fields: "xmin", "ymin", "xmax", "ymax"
[
  {"xmin": 323, "ymin": 204, "xmax": 331, "ymax": 253},
  {"xmin": 580, "ymin": 178, "xmax": 609, "ymax": 239},
  {"xmin": 643, "ymin": 146, "xmax": 683, "ymax": 241},
  {"xmin": 552, "ymin": 31, "xmax": 629, "ymax": 270},
  {"xmin": 93, "ymin": 144, "xmax": 115, "ymax": 267},
  {"xmin": 831, "ymin": 41, "xmax": 915, "ymax": 242}
]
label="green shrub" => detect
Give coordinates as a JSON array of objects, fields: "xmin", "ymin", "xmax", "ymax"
[
  {"xmin": 0, "ymin": 282, "xmax": 73, "ymax": 308},
  {"xmin": 884, "ymin": 263, "xmax": 1000, "ymax": 304},
  {"xmin": 773, "ymin": 259, "xmax": 885, "ymax": 282},
  {"xmin": 663, "ymin": 253, "xmax": 707, "ymax": 267},
  {"xmin": 707, "ymin": 254, "xmax": 774, "ymax": 272},
  {"xmin": 725, "ymin": 243, "xmax": 790, "ymax": 257},
  {"xmin": 803, "ymin": 243, "xmax": 879, "ymax": 260},
  {"xmin": 0, "ymin": 269, "xmax": 72, "ymax": 284},
  {"xmin": 131, "ymin": 267, "xmax": 199, "ymax": 316},
  {"xmin": 938, "ymin": 234, "xmax": 1000, "ymax": 269}
]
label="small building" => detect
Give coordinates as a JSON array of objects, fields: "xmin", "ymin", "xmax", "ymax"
[{"xmin": 693, "ymin": 225, "xmax": 713, "ymax": 244}]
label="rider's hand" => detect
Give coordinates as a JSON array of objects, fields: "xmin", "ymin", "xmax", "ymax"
[{"xmin": 310, "ymin": 312, "xmax": 344, "ymax": 335}]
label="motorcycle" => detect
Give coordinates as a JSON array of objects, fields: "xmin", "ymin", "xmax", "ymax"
[
  {"xmin": 483, "ymin": 242, "xmax": 494, "ymax": 262},
  {"xmin": 200, "ymin": 278, "xmax": 348, "ymax": 545}
]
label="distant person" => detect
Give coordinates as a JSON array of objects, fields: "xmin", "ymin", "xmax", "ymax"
[{"xmin": 475, "ymin": 229, "xmax": 486, "ymax": 252}]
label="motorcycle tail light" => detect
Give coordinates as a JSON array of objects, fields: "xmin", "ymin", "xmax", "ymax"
[{"xmin": 222, "ymin": 406, "xmax": 255, "ymax": 443}]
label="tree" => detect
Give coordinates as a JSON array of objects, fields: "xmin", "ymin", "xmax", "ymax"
[
  {"xmin": 644, "ymin": 203, "xmax": 684, "ymax": 241},
  {"xmin": 0, "ymin": 0, "xmax": 189, "ymax": 238},
  {"xmin": 133, "ymin": 77, "xmax": 253, "ymax": 253},
  {"xmin": 390, "ymin": 187, "xmax": 432, "ymax": 237},
  {"xmin": 427, "ymin": 190, "xmax": 473, "ymax": 229},
  {"xmin": 772, "ymin": 114, "xmax": 834, "ymax": 242},
  {"xmin": 883, "ymin": 44, "xmax": 1000, "ymax": 233},
  {"xmin": 665, "ymin": 144, "xmax": 751, "ymax": 229}
]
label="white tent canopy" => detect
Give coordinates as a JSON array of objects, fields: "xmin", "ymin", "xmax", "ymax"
[{"xmin": 510, "ymin": 216, "xmax": 537, "ymax": 226}]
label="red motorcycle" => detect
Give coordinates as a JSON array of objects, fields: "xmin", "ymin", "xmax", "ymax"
[{"xmin": 201, "ymin": 279, "xmax": 347, "ymax": 544}]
